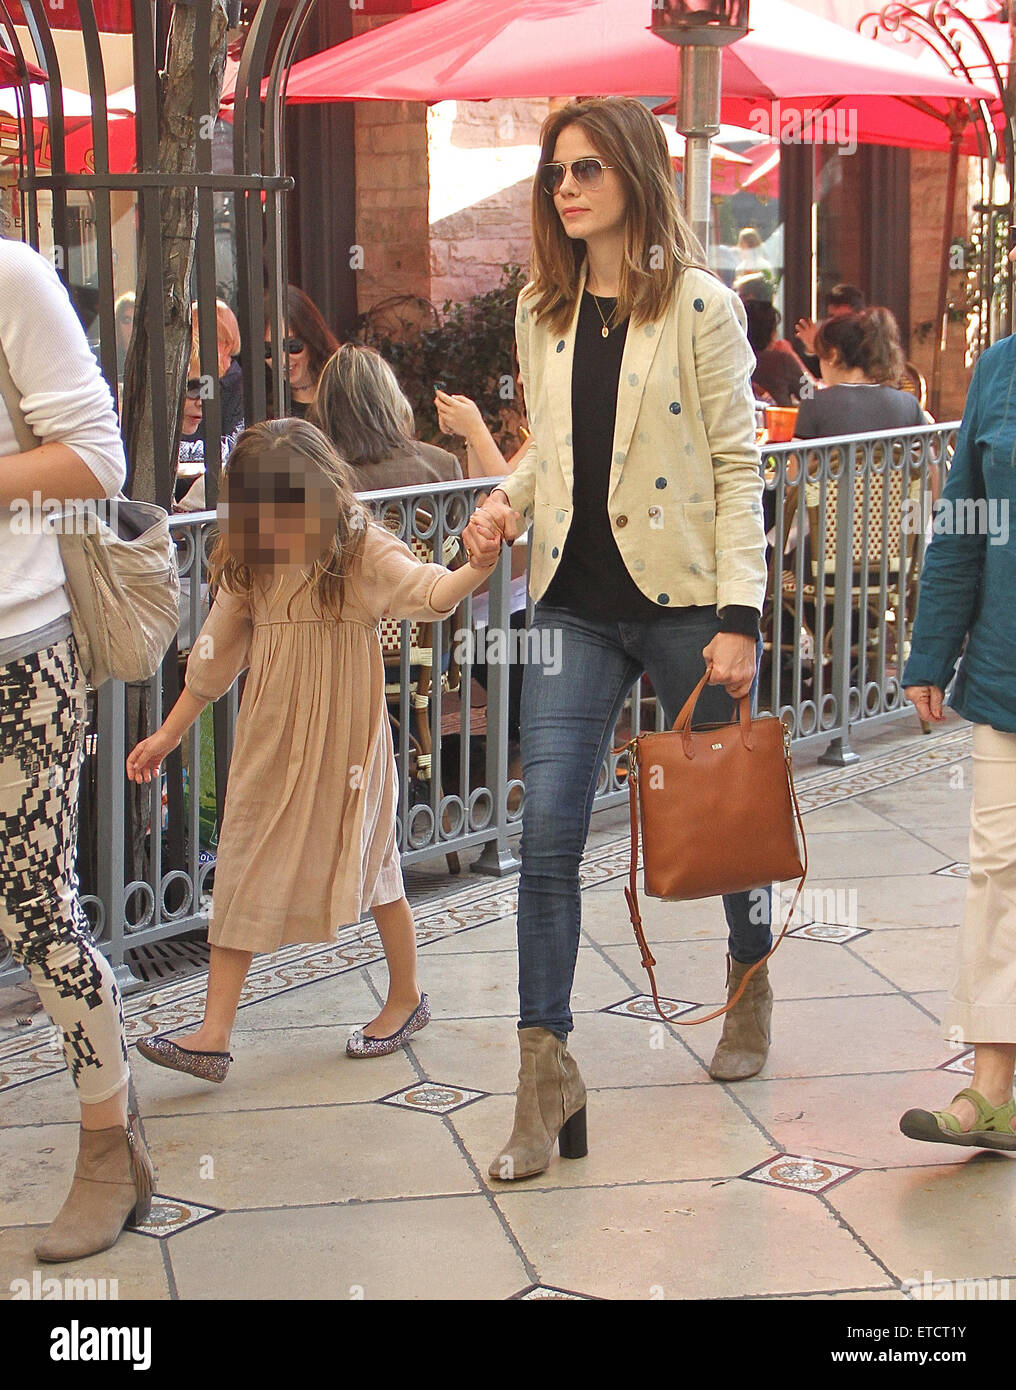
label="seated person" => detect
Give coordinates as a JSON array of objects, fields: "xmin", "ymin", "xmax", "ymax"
[
  {"xmin": 176, "ymin": 341, "xmax": 244, "ymax": 512},
  {"xmin": 794, "ymin": 283, "xmax": 865, "ymax": 376},
  {"xmin": 265, "ymin": 284, "xmax": 339, "ymax": 419},
  {"xmin": 793, "ymin": 308, "xmax": 925, "ymax": 439},
  {"xmin": 176, "ymin": 300, "xmax": 245, "ymax": 507},
  {"xmin": 310, "ymin": 342, "xmax": 462, "ymax": 491},
  {"xmin": 745, "ymin": 301, "xmax": 814, "ymax": 407}
]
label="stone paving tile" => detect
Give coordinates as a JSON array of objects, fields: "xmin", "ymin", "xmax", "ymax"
[
  {"xmin": 0, "ymin": 1069, "xmax": 79, "ymax": 1129},
  {"xmin": 909, "ymin": 828, "xmax": 975, "ymax": 863},
  {"xmin": 849, "ymin": 927, "xmax": 958, "ymax": 996},
  {"xmin": 367, "ymin": 945, "xmax": 628, "ymax": 1022},
  {"xmin": 1, "ymin": 1121, "xmax": 81, "ymax": 1227},
  {"xmin": 678, "ymin": 994, "xmax": 948, "ymax": 1082},
  {"xmin": 795, "ymin": 802, "xmax": 908, "ymax": 834},
  {"xmin": 135, "ymin": 1024, "xmax": 419, "ymax": 1117},
  {"xmin": 800, "ymin": 830, "xmax": 952, "ymax": 881},
  {"xmin": 601, "ymin": 934, "xmax": 896, "ymax": 1008},
  {"xmin": 405, "ymin": 1011, "xmax": 712, "ymax": 1100},
  {"xmin": 416, "ymin": 917, "xmax": 518, "ymax": 956},
  {"xmin": 493, "ymin": 1179, "xmax": 888, "ymax": 1300},
  {"xmin": 579, "ymin": 889, "xmax": 727, "ymax": 946},
  {"xmin": 856, "ymin": 779, "xmax": 972, "ymax": 832},
  {"xmin": 216, "ymin": 965, "xmax": 385, "ymax": 1034},
  {"xmin": 0, "ymin": 1225, "xmax": 172, "ymax": 1299},
  {"xmin": 738, "ymin": 1072, "xmax": 970, "ymax": 1172},
  {"xmin": 455, "ymin": 1082, "xmax": 775, "ymax": 1190},
  {"xmin": 0, "ymin": 720, "xmax": 1004, "ymax": 1302},
  {"xmin": 142, "ymin": 1103, "xmax": 479, "ymax": 1211},
  {"xmin": 824, "ymin": 1162, "xmax": 1016, "ymax": 1289},
  {"xmin": 166, "ymin": 1197, "xmax": 529, "ymax": 1300},
  {"xmin": 838, "ymin": 875, "xmax": 966, "ymax": 932}
]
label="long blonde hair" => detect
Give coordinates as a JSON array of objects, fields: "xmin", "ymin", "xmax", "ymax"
[
  {"xmin": 310, "ymin": 342, "xmax": 415, "ymax": 466},
  {"xmin": 529, "ymin": 97, "xmax": 707, "ymax": 334},
  {"xmin": 208, "ymin": 418, "xmax": 370, "ymax": 621}
]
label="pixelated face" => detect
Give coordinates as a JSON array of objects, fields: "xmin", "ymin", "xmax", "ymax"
[{"xmin": 218, "ymin": 445, "xmax": 340, "ymax": 569}]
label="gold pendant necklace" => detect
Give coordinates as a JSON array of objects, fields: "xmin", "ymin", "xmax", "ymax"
[{"xmin": 590, "ymin": 291, "xmax": 616, "ymax": 338}]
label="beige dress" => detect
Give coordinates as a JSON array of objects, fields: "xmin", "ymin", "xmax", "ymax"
[{"xmin": 184, "ymin": 522, "xmax": 457, "ymax": 953}]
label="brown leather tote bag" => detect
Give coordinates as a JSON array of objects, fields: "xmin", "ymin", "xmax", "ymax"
[{"xmin": 616, "ymin": 665, "xmax": 807, "ymax": 1024}]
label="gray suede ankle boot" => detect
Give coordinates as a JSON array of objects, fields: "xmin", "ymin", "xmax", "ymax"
[
  {"xmin": 489, "ymin": 1027, "xmax": 587, "ymax": 1181},
  {"xmin": 35, "ymin": 1115, "xmax": 155, "ymax": 1263},
  {"xmin": 708, "ymin": 956, "xmax": 773, "ymax": 1081}
]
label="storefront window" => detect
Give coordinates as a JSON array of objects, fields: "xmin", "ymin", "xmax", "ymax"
[{"xmin": 706, "ymin": 135, "xmax": 784, "ymax": 323}]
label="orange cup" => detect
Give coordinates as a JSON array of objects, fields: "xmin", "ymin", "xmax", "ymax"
[{"xmin": 765, "ymin": 406, "xmax": 798, "ymax": 443}]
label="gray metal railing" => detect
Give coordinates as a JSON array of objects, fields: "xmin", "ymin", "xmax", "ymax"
[{"xmin": 0, "ymin": 423, "xmax": 959, "ymax": 989}]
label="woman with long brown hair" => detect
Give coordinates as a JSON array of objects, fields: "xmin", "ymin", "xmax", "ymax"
[
  {"xmin": 127, "ymin": 419, "xmax": 498, "ymax": 1073},
  {"xmin": 464, "ymin": 97, "xmax": 771, "ymax": 1180},
  {"xmin": 264, "ymin": 284, "xmax": 340, "ymax": 419}
]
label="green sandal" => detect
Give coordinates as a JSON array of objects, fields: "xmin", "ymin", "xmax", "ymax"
[{"xmin": 900, "ymin": 1088, "xmax": 1016, "ymax": 1151}]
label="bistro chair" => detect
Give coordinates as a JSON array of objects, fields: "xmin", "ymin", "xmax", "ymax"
[
  {"xmin": 769, "ymin": 439, "xmax": 930, "ymax": 722},
  {"xmin": 377, "ymin": 509, "xmax": 464, "ymax": 869}
]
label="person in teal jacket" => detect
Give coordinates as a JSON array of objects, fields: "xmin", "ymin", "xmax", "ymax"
[{"xmin": 898, "ymin": 266, "xmax": 1016, "ymax": 1152}]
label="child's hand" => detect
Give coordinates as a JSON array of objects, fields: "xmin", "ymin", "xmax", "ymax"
[
  {"xmin": 126, "ymin": 728, "xmax": 182, "ymax": 784},
  {"xmin": 467, "ymin": 546, "xmax": 500, "ymax": 572}
]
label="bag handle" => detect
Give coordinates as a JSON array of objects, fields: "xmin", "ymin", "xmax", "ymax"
[
  {"xmin": 0, "ymin": 336, "xmax": 39, "ymax": 452},
  {"xmin": 671, "ymin": 664, "xmax": 753, "ymax": 754}
]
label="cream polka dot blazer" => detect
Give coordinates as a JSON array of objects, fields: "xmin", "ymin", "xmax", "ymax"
[{"xmin": 499, "ymin": 262, "xmax": 768, "ymax": 615}]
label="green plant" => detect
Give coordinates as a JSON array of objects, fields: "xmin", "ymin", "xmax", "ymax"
[{"xmin": 359, "ymin": 264, "xmax": 529, "ymax": 457}]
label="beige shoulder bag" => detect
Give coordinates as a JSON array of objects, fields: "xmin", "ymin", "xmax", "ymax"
[{"xmin": 0, "ymin": 339, "xmax": 180, "ymax": 687}]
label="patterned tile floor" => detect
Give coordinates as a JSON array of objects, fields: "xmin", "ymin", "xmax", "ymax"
[{"xmin": 1, "ymin": 712, "xmax": 1014, "ymax": 1301}]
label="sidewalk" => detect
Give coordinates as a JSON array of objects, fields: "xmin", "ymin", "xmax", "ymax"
[{"xmin": 2, "ymin": 713, "xmax": 1013, "ymax": 1302}]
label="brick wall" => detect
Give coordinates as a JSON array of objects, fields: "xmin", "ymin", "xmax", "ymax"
[
  {"xmin": 428, "ymin": 98, "xmax": 547, "ymax": 307},
  {"xmin": 354, "ymin": 98, "xmax": 431, "ymax": 311},
  {"xmin": 351, "ymin": 9, "xmax": 545, "ymax": 320},
  {"xmin": 352, "ymin": 13, "xmax": 432, "ymax": 315}
]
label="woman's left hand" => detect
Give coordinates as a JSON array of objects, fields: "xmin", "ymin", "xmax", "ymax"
[{"xmin": 703, "ymin": 632, "xmax": 757, "ymax": 699}]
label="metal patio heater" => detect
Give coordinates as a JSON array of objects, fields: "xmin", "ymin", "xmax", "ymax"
[{"xmin": 650, "ymin": 0, "xmax": 749, "ymax": 254}]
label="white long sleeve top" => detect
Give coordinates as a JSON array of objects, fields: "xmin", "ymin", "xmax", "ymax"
[{"xmin": 0, "ymin": 238, "xmax": 127, "ymax": 641}]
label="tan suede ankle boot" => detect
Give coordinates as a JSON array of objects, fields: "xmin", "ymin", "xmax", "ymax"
[
  {"xmin": 35, "ymin": 1115, "xmax": 155, "ymax": 1263},
  {"xmin": 708, "ymin": 956, "xmax": 773, "ymax": 1081},
  {"xmin": 488, "ymin": 1027, "xmax": 587, "ymax": 1181}
]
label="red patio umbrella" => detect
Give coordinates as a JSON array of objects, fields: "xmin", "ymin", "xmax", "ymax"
[
  {"xmin": 0, "ymin": 48, "xmax": 45, "ymax": 88},
  {"xmin": 271, "ymin": 0, "xmax": 993, "ymax": 111}
]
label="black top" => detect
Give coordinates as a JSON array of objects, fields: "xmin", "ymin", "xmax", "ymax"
[{"xmin": 540, "ymin": 289, "xmax": 758, "ymax": 638}]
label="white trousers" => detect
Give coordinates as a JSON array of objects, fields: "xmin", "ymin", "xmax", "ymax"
[{"xmin": 946, "ymin": 723, "xmax": 1016, "ymax": 1045}]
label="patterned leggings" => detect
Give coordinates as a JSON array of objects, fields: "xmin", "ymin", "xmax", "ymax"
[{"xmin": 0, "ymin": 638, "xmax": 130, "ymax": 1104}]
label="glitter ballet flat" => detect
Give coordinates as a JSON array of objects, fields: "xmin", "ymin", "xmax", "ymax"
[
  {"xmin": 346, "ymin": 994, "xmax": 431, "ymax": 1058},
  {"xmin": 136, "ymin": 1035, "xmax": 233, "ymax": 1083}
]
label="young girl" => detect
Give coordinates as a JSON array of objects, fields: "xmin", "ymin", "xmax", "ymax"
[{"xmin": 128, "ymin": 418, "xmax": 499, "ymax": 1078}]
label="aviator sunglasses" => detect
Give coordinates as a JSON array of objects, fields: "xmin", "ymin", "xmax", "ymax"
[
  {"xmin": 263, "ymin": 338, "xmax": 306, "ymax": 359},
  {"xmin": 538, "ymin": 157, "xmax": 616, "ymax": 196}
]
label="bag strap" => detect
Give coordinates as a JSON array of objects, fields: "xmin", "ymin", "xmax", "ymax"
[
  {"xmin": 0, "ymin": 336, "xmax": 39, "ymax": 452},
  {"xmin": 617, "ymin": 726, "xmax": 809, "ymax": 1027}
]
